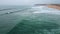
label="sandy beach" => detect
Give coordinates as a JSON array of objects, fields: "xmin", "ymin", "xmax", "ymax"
[{"xmin": 48, "ymin": 4, "xmax": 60, "ymax": 10}]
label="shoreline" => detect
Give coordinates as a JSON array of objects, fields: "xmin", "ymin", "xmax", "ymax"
[
  {"xmin": 47, "ymin": 4, "xmax": 60, "ymax": 10},
  {"xmin": 35, "ymin": 4, "xmax": 60, "ymax": 10}
]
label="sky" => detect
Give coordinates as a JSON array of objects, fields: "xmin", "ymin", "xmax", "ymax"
[{"xmin": 0, "ymin": 0, "xmax": 60, "ymax": 5}]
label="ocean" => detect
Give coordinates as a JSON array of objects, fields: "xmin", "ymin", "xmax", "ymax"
[{"xmin": 0, "ymin": 6, "xmax": 60, "ymax": 34}]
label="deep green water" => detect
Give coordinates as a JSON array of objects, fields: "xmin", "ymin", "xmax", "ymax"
[
  {"xmin": 0, "ymin": 6, "xmax": 60, "ymax": 34},
  {"xmin": 7, "ymin": 13, "xmax": 60, "ymax": 34},
  {"xmin": 0, "ymin": 6, "xmax": 31, "ymax": 34}
]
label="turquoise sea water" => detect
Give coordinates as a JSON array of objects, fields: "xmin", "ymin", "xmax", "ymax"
[
  {"xmin": 0, "ymin": 6, "xmax": 31, "ymax": 34},
  {"xmin": 0, "ymin": 6, "xmax": 60, "ymax": 34}
]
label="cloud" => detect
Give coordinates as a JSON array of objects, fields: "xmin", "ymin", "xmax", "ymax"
[
  {"xmin": 0, "ymin": 0, "xmax": 60, "ymax": 5},
  {"xmin": 35, "ymin": 0, "xmax": 60, "ymax": 4},
  {"xmin": 0, "ymin": 0, "xmax": 34, "ymax": 5}
]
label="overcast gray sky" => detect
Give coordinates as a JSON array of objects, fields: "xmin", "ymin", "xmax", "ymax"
[{"xmin": 0, "ymin": 0, "xmax": 60, "ymax": 5}]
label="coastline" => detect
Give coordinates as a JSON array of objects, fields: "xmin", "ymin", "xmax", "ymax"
[{"xmin": 47, "ymin": 4, "xmax": 60, "ymax": 10}]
